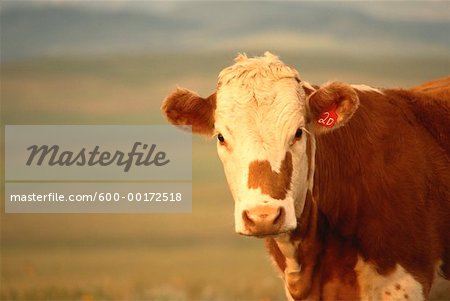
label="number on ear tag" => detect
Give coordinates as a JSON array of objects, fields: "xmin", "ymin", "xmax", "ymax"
[{"xmin": 317, "ymin": 106, "xmax": 338, "ymax": 128}]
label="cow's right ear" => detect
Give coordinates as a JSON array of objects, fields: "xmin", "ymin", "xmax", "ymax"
[{"xmin": 161, "ymin": 88, "xmax": 216, "ymax": 136}]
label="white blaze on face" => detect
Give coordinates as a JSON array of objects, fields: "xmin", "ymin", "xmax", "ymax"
[{"xmin": 213, "ymin": 52, "xmax": 314, "ymax": 235}]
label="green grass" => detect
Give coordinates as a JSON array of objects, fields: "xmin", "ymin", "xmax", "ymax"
[{"xmin": 1, "ymin": 51, "xmax": 449, "ymax": 300}]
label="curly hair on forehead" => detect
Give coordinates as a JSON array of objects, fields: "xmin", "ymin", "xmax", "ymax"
[{"xmin": 218, "ymin": 51, "xmax": 300, "ymax": 87}]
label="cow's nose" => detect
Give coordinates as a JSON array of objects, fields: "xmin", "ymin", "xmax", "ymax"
[{"xmin": 242, "ymin": 206, "xmax": 285, "ymax": 236}]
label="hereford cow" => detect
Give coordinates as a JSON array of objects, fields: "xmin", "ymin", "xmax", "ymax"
[{"xmin": 162, "ymin": 52, "xmax": 450, "ymax": 300}]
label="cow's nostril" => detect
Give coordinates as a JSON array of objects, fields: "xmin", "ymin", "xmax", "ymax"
[
  {"xmin": 242, "ymin": 210, "xmax": 255, "ymax": 226},
  {"xmin": 242, "ymin": 206, "xmax": 285, "ymax": 235},
  {"xmin": 272, "ymin": 207, "xmax": 284, "ymax": 226}
]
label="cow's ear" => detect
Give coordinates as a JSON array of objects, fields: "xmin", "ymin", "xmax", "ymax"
[
  {"xmin": 307, "ymin": 82, "xmax": 359, "ymax": 135},
  {"xmin": 162, "ymin": 88, "xmax": 216, "ymax": 136}
]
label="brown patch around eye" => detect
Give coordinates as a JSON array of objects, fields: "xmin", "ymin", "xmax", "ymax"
[{"xmin": 247, "ymin": 152, "xmax": 293, "ymax": 200}]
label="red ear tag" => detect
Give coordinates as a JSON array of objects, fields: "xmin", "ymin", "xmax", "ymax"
[{"xmin": 317, "ymin": 106, "xmax": 338, "ymax": 128}]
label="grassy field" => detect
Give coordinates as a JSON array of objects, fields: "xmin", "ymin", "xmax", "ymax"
[{"xmin": 1, "ymin": 52, "xmax": 449, "ymax": 300}]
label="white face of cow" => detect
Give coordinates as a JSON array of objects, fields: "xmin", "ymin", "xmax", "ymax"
[
  {"xmin": 162, "ymin": 52, "xmax": 360, "ymax": 237},
  {"xmin": 214, "ymin": 53, "xmax": 313, "ymax": 236}
]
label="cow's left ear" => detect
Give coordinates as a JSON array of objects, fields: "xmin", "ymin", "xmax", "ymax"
[{"xmin": 307, "ymin": 82, "xmax": 359, "ymax": 135}]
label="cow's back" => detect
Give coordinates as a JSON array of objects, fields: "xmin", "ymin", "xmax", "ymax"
[
  {"xmin": 411, "ymin": 76, "xmax": 450, "ymax": 100},
  {"xmin": 409, "ymin": 76, "xmax": 450, "ymax": 154}
]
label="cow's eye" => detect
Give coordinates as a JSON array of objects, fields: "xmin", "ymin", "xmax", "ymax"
[
  {"xmin": 217, "ymin": 133, "xmax": 225, "ymax": 144},
  {"xmin": 290, "ymin": 128, "xmax": 303, "ymax": 146}
]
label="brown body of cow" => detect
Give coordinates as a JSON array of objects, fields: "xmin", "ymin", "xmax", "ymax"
[
  {"xmin": 162, "ymin": 53, "xmax": 450, "ymax": 300},
  {"xmin": 266, "ymin": 77, "xmax": 450, "ymax": 300}
]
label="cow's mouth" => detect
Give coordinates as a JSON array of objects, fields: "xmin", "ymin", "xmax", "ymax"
[{"xmin": 237, "ymin": 228, "xmax": 293, "ymax": 238}]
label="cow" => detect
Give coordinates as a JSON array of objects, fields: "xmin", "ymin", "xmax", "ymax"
[{"xmin": 161, "ymin": 52, "xmax": 450, "ymax": 300}]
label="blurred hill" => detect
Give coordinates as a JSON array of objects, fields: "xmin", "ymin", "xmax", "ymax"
[{"xmin": 1, "ymin": 1, "xmax": 449, "ymax": 61}]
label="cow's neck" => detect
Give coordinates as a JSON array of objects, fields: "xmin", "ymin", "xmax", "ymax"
[
  {"xmin": 312, "ymin": 109, "xmax": 368, "ymax": 236},
  {"xmin": 269, "ymin": 189, "xmax": 323, "ymax": 300}
]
